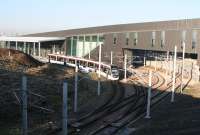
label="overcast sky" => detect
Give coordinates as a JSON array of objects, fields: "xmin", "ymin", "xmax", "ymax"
[{"xmin": 0, "ymin": 0, "xmax": 199, "ymax": 35}]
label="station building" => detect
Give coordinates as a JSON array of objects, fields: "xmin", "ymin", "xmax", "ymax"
[{"xmin": 0, "ymin": 18, "xmax": 200, "ymax": 67}]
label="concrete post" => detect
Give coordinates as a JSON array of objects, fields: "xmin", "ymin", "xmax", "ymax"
[
  {"xmin": 144, "ymin": 56, "xmax": 146, "ymax": 67},
  {"xmin": 38, "ymin": 42, "xmax": 41, "ymax": 58},
  {"xmin": 111, "ymin": 51, "xmax": 113, "ymax": 65},
  {"xmin": 62, "ymin": 80, "xmax": 68, "ymax": 135},
  {"xmin": 98, "ymin": 35, "xmax": 101, "ymax": 96},
  {"xmin": 171, "ymin": 46, "xmax": 177, "ymax": 102},
  {"xmin": 22, "ymin": 75, "xmax": 27, "ymax": 135},
  {"xmin": 155, "ymin": 56, "xmax": 157, "ymax": 71},
  {"xmin": 124, "ymin": 54, "xmax": 127, "ymax": 81},
  {"xmin": 180, "ymin": 42, "xmax": 185, "ymax": 93},
  {"xmin": 33, "ymin": 42, "xmax": 36, "ymax": 56},
  {"xmin": 74, "ymin": 60, "xmax": 78, "ymax": 112},
  {"xmin": 145, "ymin": 70, "xmax": 152, "ymax": 119}
]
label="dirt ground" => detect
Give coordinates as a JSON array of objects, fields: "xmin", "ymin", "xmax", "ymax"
[{"xmin": 0, "ymin": 49, "xmax": 113, "ymax": 135}]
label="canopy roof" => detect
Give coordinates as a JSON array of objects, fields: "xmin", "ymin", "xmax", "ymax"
[{"xmin": 0, "ymin": 36, "xmax": 65, "ymax": 42}]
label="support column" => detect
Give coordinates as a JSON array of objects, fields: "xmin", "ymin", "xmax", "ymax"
[
  {"xmin": 97, "ymin": 35, "xmax": 101, "ymax": 96},
  {"xmin": 76, "ymin": 36, "xmax": 79, "ymax": 57},
  {"xmin": 15, "ymin": 41, "xmax": 18, "ymax": 50},
  {"xmin": 33, "ymin": 42, "xmax": 36, "ymax": 56},
  {"xmin": 38, "ymin": 42, "xmax": 41, "ymax": 58},
  {"xmin": 27, "ymin": 43, "xmax": 30, "ymax": 55},
  {"xmin": 89, "ymin": 36, "xmax": 92, "ymax": 59},
  {"xmin": 83, "ymin": 35, "xmax": 85, "ymax": 57},
  {"xmin": 70, "ymin": 37, "xmax": 73, "ymax": 56},
  {"xmin": 8, "ymin": 41, "xmax": 10, "ymax": 49},
  {"xmin": 171, "ymin": 46, "xmax": 177, "ymax": 102},
  {"xmin": 64, "ymin": 38, "xmax": 67, "ymax": 56},
  {"xmin": 23, "ymin": 42, "xmax": 26, "ymax": 53},
  {"xmin": 53, "ymin": 45, "xmax": 56, "ymax": 54}
]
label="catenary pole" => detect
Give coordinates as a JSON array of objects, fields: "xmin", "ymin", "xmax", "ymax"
[
  {"xmin": 124, "ymin": 54, "xmax": 127, "ymax": 81},
  {"xmin": 171, "ymin": 46, "xmax": 177, "ymax": 102},
  {"xmin": 165, "ymin": 51, "xmax": 169, "ymax": 76},
  {"xmin": 22, "ymin": 75, "xmax": 27, "ymax": 135},
  {"xmin": 74, "ymin": 60, "xmax": 78, "ymax": 112},
  {"xmin": 145, "ymin": 70, "xmax": 152, "ymax": 119},
  {"xmin": 62, "ymin": 80, "xmax": 68, "ymax": 135},
  {"xmin": 110, "ymin": 51, "xmax": 113, "ymax": 65},
  {"xmin": 180, "ymin": 42, "xmax": 185, "ymax": 93},
  {"xmin": 98, "ymin": 35, "xmax": 101, "ymax": 96}
]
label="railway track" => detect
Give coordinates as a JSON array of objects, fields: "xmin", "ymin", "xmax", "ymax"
[
  {"xmin": 49, "ymin": 70, "xmax": 185, "ymax": 135},
  {"xmin": 113, "ymin": 73, "xmax": 185, "ymax": 135},
  {"xmin": 86, "ymin": 72, "xmax": 165, "ymax": 135},
  {"xmin": 87, "ymin": 71, "xmax": 184, "ymax": 135}
]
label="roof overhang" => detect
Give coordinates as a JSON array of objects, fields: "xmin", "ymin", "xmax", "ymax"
[{"xmin": 0, "ymin": 36, "xmax": 65, "ymax": 42}]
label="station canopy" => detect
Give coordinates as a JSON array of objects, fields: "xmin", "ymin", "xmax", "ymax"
[{"xmin": 0, "ymin": 36, "xmax": 65, "ymax": 42}]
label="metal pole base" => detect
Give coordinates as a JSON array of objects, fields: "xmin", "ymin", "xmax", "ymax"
[{"xmin": 145, "ymin": 115, "xmax": 151, "ymax": 119}]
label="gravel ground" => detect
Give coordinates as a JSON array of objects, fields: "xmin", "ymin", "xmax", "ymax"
[{"xmin": 130, "ymin": 84, "xmax": 200, "ymax": 135}]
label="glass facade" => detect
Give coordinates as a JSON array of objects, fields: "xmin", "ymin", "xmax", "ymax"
[{"xmin": 66, "ymin": 34, "xmax": 104, "ymax": 57}]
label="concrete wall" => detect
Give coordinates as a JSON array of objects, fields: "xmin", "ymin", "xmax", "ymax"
[{"xmin": 146, "ymin": 59, "xmax": 200, "ymax": 82}]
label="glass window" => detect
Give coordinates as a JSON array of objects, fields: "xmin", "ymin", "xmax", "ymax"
[
  {"xmin": 133, "ymin": 32, "xmax": 138, "ymax": 46},
  {"xmin": 78, "ymin": 36, "xmax": 84, "ymax": 42},
  {"xmin": 192, "ymin": 30, "xmax": 197, "ymax": 49},
  {"xmin": 85, "ymin": 36, "xmax": 90, "ymax": 42},
  {"xmin": 161, "ymin": 31, "xmax": 165, "ymax": 47},
  {"xmin": 126, "ymin": 33, "xmax": 129, "ymax": 45},
  {"xmin": 152, "ymin": 32, "xmax": 156, "ymax": 47},
  {"xmin": 113, "ymin": 33, "xmax": 117, "ymax": 45}
]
